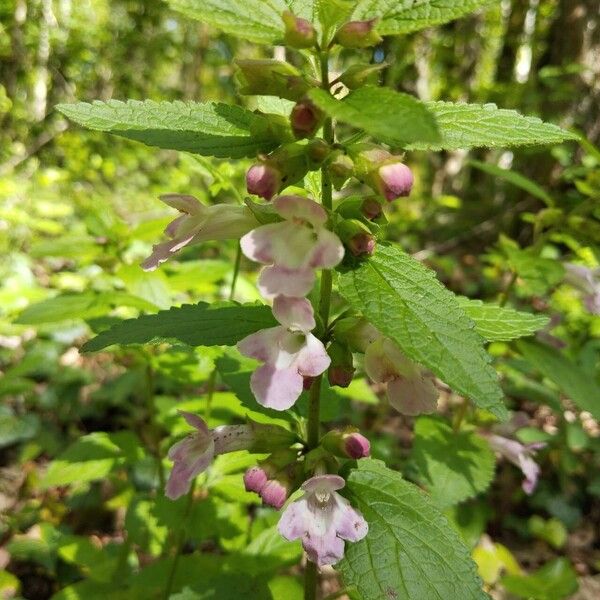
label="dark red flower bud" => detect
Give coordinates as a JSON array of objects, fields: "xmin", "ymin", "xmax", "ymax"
[
  {"xmin": 282, "ymin": 11, "xmax": 316, "ymax": 48},
  {"xmin": 344, "ymin": 432, "xmax": 371, "ymax": 459},
  {"xmin": 291, "ymin": 99, "xmax": 323, "ymax": 139},
  {"xmin": 246, "ymin": 163, "xmax": 282, "ymax": 201},
  {"xmin": 348, "ymin": 232, "xmax": 376, "ymax": 257}
]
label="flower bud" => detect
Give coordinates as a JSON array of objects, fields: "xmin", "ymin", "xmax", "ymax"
[
  {"xmin": 282, "ymin": 11, "xmax": 316, "ymax": 48},
  {"xmin": 260, "ymin": 479, "xmax": 288, "ymax": 509},
  {"xmin": 333, "ymin": 317, "xmax": 379, "ymax": 353},
  {"xmin": 291, "ymin": 99, "xmax": 323, "ymax": 139},
  {"xmin": 244, "ymin": 466, "xmax": 268, "ymax": 493},
  {"xmin": 361, "ymin": 197, "xmax": 383, "ymax": 221},
  {"xmin": 246, "ymin": 163, "xmax": 282, "ymax": 200},
  {"xmin": 235, "ymin": 59, "xmax": 315, "ymax": 101},
  {"xmin": 335, "ymin": 19, "xmax": 382, "ymax": 49},
  {"xmin": 306, "ymin": 139, "xmax": 331, "ymax": 164},
  {"xmin": 321, "ymin": 428, "xmax": 371, "ymax": 459},
  {"xmin": 328, "ymin": 365, "xmax": 354, "ymax": 388},
  {"xmin": 339, "ymin": 63, "xmax": 386, "ymax": 89},
  {"xmin": 328, "ymin": 151, "xmax": 354, "ymax": 190},
  {"xmin": 375, "ymin": 162, "xmax": 414, "ymax": 201},
  {"xmin": 337, "ymin": 219, "xmax": 377, "ymax": 257},
  {"xmin": 344, "ymin": 432, "xmax": 371, "ymax": 459},
  {"xmin": 327, "ymin": 341, "xmax": 355, "ymax": 388}
]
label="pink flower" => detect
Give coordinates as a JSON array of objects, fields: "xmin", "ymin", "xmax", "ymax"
[
  {"xmin": 364, "ymin": 337, "xmax": 438, "ymax": 415},
  {"xmin": 260, "ymin": 479, "xmax": 288, "ymax": 509},
  {"xmin": 237, "ymin": 296, "xmax": 330, "ymax": 410},
  {"xmin": 142, "ymin": 194, "xmax": 258, "ymax": 271},
  {"xmin": 241, "ymin": 195, "xmax": 344, "ymax": 298},
  {"xmin": 165, "ymin": 411, "xmax": 256, "ymax": 500},
  {"xmin": 246, "ymin": 163, "xmax": 282, "ymax": 201},
  {"xmin": 278, "ymin": 474, "xmax": 368, "ymax": 566},
  {"xmin": 344, "ymin": 433, "xmax": 371, "ymax": 459},
  {"xmin": 564, "ymin": 263, "xmax": 600, "ymax": 315},
  {"xmin": 243, "ymin": 466, "xmax": 268, "ymax": 493},
  {"xmin": 484, "ymin": 433, "xmax": 545, "ymax": 494},
  {"xmin": 374, "ymin": 162, "xmax": 414, "ymax": 201}
]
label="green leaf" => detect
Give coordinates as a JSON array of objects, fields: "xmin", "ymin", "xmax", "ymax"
[
  {"xmin": 41, "ymin": 432, "xmax": 145, "ymax": 488},
  {"xmin": 501, "ymin": 558, "xmax": 578, "ymax": 600},
  {"xmin": 517, "ymin": 340, "xmax": 600, "ymax": 420},
  {"xmin": 82, "ymin": 302, "xmax": 277, "ymax": 353},
  {"xmin": 0, "ymin": 407, "xmax": 39, "ymax": 448},
  {"xmin": 309, "ymin": 87, "xmax": 440, "ymax": 147},
  {"xmin": 457, "ymin": 298, "xmax": 549, "ymax": 342},
  {"xmin": 353, "ymin": 0, "xmax": 498, "ymax": 35},
  {"xmin": 15, "ymin": 292, "xmax": 157, "ymax": 325},
  {"xmin": 469, "ymin": 160, "xmax": 554, "ymax": 206},
  {"xmin": 338, "ymin": 459, "xmax": 487, "ymax": 600},
  {"xmin": 503, "ymin": 245, "xmax": 565, "ymax": 297},
  {"xmin": 56, "ymin": 100, "xmax": 282, "ymax": 158},
  {"xmin": 412, "ymin": 417, "xmax": 495, "ymax": 508},
  {"xmin": 408, "ymin": 102, "xmax": 576, "ymax": 150},
  {"xmin": 339, "ymin": 245, "xmax": 507, "ymax": 419},
  {"xmin": 166, "ymin": 0, "xmax": 316, "ymax": 44}
]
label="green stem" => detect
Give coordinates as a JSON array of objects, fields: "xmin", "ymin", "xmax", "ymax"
[
  {"xmin": 229, "ymin": 244, "xmax": 242, "ymax": 302},
  {"xmin": 145, "ymin": 363, "xmax": 166, "ymax": 490},
  {"xmin": 304, "ymin": 561, "xmax": 318, "ymax": 600}
]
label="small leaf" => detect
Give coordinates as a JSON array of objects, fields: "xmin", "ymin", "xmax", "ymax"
[
  {"xmin": 309, "ymin": 86, "xmax": 440, "ymax": 147},
  {"xmin": 82, "ymin": 302, "xmax": 277, "ymax": 353},
  {"xmin": 339, "ymin": 245, "xmax": 507, "ymax": 419},
  {"xmin": 501, "ymin": 558, "xmax": 578, "ymax": 600},
  {"xmin": 409, "ymin": 102, "xmax": 576, "ymax": 150},
  {"xmin": 457, "ymin": 298, "xmax": 549, "ymax": 342},
  {"xmin": 57, "ymin": 100, "xmax": 283, "ymax": 158},
  {"xmin": 412, "ymin": 416, "xmax": 495, "ymax": 508},
  {"xmin": 41, "ymin": 432, "xmax": 145, "ymax": 488},
  {"xmin": 517, "ymin": 340, "xmax": 600, "ymax": 420},
  {"xmin": 338, "ymin": 459, "xmax": 487, "ymax": 600},
  {"xmin": 353, "ymin": 0, "xmax": 498, "ymax": 35}
]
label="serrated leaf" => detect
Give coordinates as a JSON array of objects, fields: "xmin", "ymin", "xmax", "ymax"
[
  {"xmin": 517, "ymin": 340, "xmax": 600, "ymax": 419},
  {"xmin": 409, "ymin": 102, "xmax": 576, "ymax": 150},
  {"xmin": 457, "ymin": 298, "xmax": 549, "ymax": 342},
  {"xmin": 309, "ymin": 86, "xmax": 440, "ymax": 147},
  {"xmin": 339, "ymin": 245, "xmax": 507, "ymax": 419},
  {"xmin": 353, "ymin": 0, "xmax": 498, "ymax": 35},
  {"xmin": 41, "ymin": 432, "xmax": 145, "ymax": 488},
  {"xmin": 412, "ymin": 416, "xmax": 495, "ymax": 508},
  {"xmin": 82, "ymin": 302, "xmax": 277, "ymax": 352},
  {"xmin": 338, "ymin": 459, "xmax": 487, "ymax": 600},
  {"xmin": 57, "ymin": 100, "xmax": 282, "ymax": 158},
  {"xmin": 167, "ymin": 0, "xmax": 317, "ymax": 44}
]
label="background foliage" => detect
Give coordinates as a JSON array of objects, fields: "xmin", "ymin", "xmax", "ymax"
[{"xmin": 1, "ymin": 0, "xmax": 599, "ymax": 598}]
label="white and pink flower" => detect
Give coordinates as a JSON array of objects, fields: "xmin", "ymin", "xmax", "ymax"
[
  {"xmin": 240, "ymin": 195, "xmax": 344, "ymax": 299},
  {"xmin": 278, "ymin": 474, "xmax": 368, "ymax": 566},
  {"xmin": 364, "ymin": 337, "xmax": 438, "ymax": 416},
  {"xmin": 237, "ymin": 296, "xmax": 330, "ymax": 410},
  {"xmin": 142, "ymin": 194, "xmax": 258, "ymax": 271}
]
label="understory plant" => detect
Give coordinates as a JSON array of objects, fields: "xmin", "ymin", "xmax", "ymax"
[{"xmin": 53, "ymin": 1, "xmax": 580, "ymax": 598}]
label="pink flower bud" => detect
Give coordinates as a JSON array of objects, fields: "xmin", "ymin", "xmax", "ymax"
[
  {"xmin": 335, "ymin": 19, "xmax": 382, "ymax": 49},
  {"xmin": 282, "ymin": 11, "xmax": 316, "ymax": 48},
  {"xmin": 328, "ymin": 365, "xmax": 354, "ymax": 388},
  {"xmin": 246, "ymin": 163, "xmax": 281, "ymax": 200},
  {"xmin": 291, "ymin": 99, "xmax": 322, "ymax": 139},
  {"xmin": 243, "ymin": 466, "xmax": 268, "ymax": 493},
  {"xmin": 376, "ymin": 162, "xmax": 414, "ymax": 201},
  {"xmin": 344, "ymin": 432, "xmax": 371, "ymax": 459},
  {"xmin": 361, "ymin": 198, "xmax": 383, "ymax": 220},
  {"xmin": 348, "ymin": 232, "xmax": 376, "ymax": 257},
  {"xmin": 260, "ymin": 479, "xmax": 288, "ymax": 509}
]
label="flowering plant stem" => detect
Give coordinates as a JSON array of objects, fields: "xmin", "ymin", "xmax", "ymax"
[{"xmin": 304, "ymin": 49, "xmax": 334, "ymax": 600}]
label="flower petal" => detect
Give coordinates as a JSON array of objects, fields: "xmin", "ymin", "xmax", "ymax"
[
  {"xmin": 177, "ymin": 410, "xmax": 209, "ymax": 434},
  {"xmin": 141, "ymin": 235, "xmax": 196, "ymax": 271},
  {"xmin": 333, "ymin": 494, "xmax": 368, "ymax": 542},
  {"xmin": 258, "ymin": 265, "xmax": 316, "ymax": 299},
  {"xmin": 274, "ymin": 195, "xmax": 327, "ymax": 227},
  {"xmin": 387, "ymin": 375, "xmax": 438, "ymax": 416},
  {"xmin": 303, "ymin": 527, "xmax": 345, "ymax": 566},
  {"xmin": 278, "ymin": 498, "xmax": 309, "ymax": 541},
  {"xmin": 240, "ymin": 223, "xmax": 281, "ymax": 264},
  {"xmin": 237, "ymin": 326, "xmax": 287, "ymax": 364},
  {"xmin": 159, "ymin": 193, "xmax": 202, "ymax": 214},
  {"xmin": 294, "ymin": 333, "xmax": 331, "ymax": 377},
  {"xmin": 250, "ymin": 364, "xmax": 304, "ymax": 410},
  {"xmin": 302, "ymin": 474, "xmax": 345, "ymax": 494},
  {"xmin": 308, "ymin": 229, "xmax": 345, "ymax": 269},
  {"xmin": 272, "ymin": 296, "xmax": 315, "ymax": 333}
]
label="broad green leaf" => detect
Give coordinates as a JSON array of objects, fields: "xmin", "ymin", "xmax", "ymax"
[
  {"xmin": 412, "ymin": 416, "xmax": 495, "ymax": 509},
  {"xmin": 501, "ymin": 558, "xmax": 578, "ymax": 600},
  {"xmin": 57, "ymin": 535, "xmax": 118, "ymax": 583},
  {"xmin": 338, "ymin": 459, "xmax": 487, "ymax": 600},
  {"xmin": 517, "ymin": 340, "xmax": 600, "ymax": 419},
  {"xmin": 469, "ymin": 160, "xmax": 554, "ymax": 206},
  {"xmin": 41, "ymin": 431, "xmax": 145, "ymax": 488},
  {"xmin": 15, "ymin": 292, "xmax": 157, "ymax": 325},
  {"xmin": 167, "ymin": 1, "xmax": 316, "ymax": 44},
  {"xmin": 409, "ymin": 102, "xmax": 576, "ymax": 150},
  {"xmin": 353, "ymin": 0, "xmax": 498, "ymax": 35},
  {"xmin": 339, "ymin": 245, "xmax": 507, "ymax": 419},
  {"xmin": 57, "ymin": 100, "xmax": 283, "ymax": 158},
  {"xmin": 82, "ymin": 302, "xmax": 277, "ymax": 352},
  {"xmin": 309, "ymin": 86, "xmax": 440, "ymax": 147},
  {"xmin": 503, "ymin": 245, "xmax": 565, "ymax": 297},
  {"xmin": 457, "ymin": 298, "xmax": 549, "ymax": 342}
]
